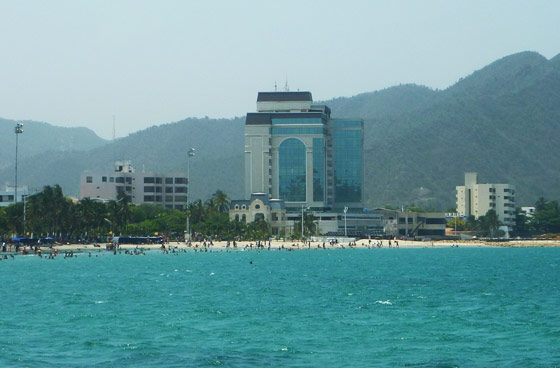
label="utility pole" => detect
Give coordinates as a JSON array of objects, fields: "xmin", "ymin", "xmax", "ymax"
[
  {"xmin": 344, "ymin": 206, "xmax": 348, "ymax": 237},
  {"xmin": 14, "ymin": 122, "xmax": 24, "ymax": 204},
  {"xmin": 186, "ymin": 148, "xmax": 195, "ymax": 240}
]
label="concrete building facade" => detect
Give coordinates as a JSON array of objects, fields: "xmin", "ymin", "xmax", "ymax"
[
  {"xmin": 456, "ymin": 172, "xmax": 516, "ymax": 228},
  {"xmin": 0, "ymin": 186, "xmax": 28, "ymax": 207},
  {"xmin": 229, "ymin": 193, "xmax": 287, "ymax": 236},
  {"xmin": 80, "ymin": 161, "xmax": 188, "ymax": 210},
  {"xmin": 244, "ymin": 91, "xmax": 363, "ymax": 212}
]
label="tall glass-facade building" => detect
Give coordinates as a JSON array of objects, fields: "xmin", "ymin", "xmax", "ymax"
[{"xmin": 245, "ymin": 91, "xmax": 363, "ymax": 211}]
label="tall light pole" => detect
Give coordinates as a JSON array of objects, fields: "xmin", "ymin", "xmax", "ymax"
[
  {"xmin": 344, "ymin": 206, "xmax": 348, "ymax": 237},
  {"xmin": 186, "ymin": 148, "xmax": 195, "ymax": 240},
  {"xmin": 14, "ymin": 122, "xmax": 24, "ymax": 204}
]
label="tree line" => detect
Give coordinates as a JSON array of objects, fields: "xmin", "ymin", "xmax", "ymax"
[{"xmin": 0, "ymin": 186, "xmax": 280, "ymax": 243}]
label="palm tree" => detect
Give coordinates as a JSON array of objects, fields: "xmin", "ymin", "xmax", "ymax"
[
  {"xmin": 211, "ymin": 190, "xmax": 230, "ymax": 214},
  {"xmin": 117, "ymin": 192, "xmax": 132, "ymax": 234}
]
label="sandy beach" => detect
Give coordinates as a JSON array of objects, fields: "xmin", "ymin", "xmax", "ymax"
[{"xmin": 26, "ymin": 238, "xmax": 560, "ymax": 254}]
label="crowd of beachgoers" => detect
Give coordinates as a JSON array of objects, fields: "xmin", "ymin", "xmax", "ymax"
[{"xmin": 1, "ymin": 237, "xmax": 559, "ymax": 261}]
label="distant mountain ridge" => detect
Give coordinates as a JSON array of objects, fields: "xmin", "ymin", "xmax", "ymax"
[
  {"xmin": 0, "ymin": 51, "xmax": 559, "ymax": 209},
  {"xmin": 0, "ymin": 118, "xmax": 107, "ymax": 170}
]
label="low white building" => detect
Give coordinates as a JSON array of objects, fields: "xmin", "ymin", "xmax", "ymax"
[
  {"xmin": 0, "ymin": 185, "xmax": 28, "ymax": 207},
  {"xmin": 80, "ymin": 161, "xmax": 188, "ymax": 210},
  {"xmin": 456, "ymin": 172, "xmax": 516, "ymax": 229}
]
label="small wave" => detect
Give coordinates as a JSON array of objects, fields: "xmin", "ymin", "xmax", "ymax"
[
  {"xmin": 94, "ymin": 301, "xmax": 105, "ymax": 304},
  {"xmin": 375, "ymin": 300, "xmax": 392, "ymax": 305}
]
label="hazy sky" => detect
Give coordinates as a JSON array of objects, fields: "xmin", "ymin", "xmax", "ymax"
[{"xmin": 0, "ymin": 0, "xmax": 558, "ymax": 139}]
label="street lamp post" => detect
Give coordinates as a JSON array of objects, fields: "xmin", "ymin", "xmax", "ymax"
[
  {"xmin": 14, "ymin": 123, "xmax": 24, "ymax": 204},
  {"xmin": 186, "ymin": 148, "xmax": 195, "ymax": 241},
  {"xmin": 344, "ymin": 206, "xmax": 348, "ymax": 237}
]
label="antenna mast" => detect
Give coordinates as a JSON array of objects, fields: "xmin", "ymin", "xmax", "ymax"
[{"xmin": 112, "ymin": 115, "xmax": 116, "ymax": 165}]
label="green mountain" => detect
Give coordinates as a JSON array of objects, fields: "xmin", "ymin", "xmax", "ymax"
[
  {"xmin": 1, "ymin": 51, "xmax": 558, "ymax": 209},
  {"xmin": 0, "ymin": 118, "xmax": 245, "ymax": 201},
  {"xmin": 331, "ymin": 51, "xmax": 560, "ymax": 208},
  {"xmin": 0, "ymin": 118, "xmax": 107, "ymax": 170}
]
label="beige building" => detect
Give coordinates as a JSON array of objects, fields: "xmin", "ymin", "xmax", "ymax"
[
  {"xmin": 456, "ymin": 172, "xmax": 516, "ymax": 228},
  {"xmin": 229, "ymin": 193, "xmax": 287, "ymax": 235}
]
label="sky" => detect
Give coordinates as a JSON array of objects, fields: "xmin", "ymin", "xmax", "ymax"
[{"xmin": 0, "ymin": 0, "xmax": 558, "ymax": 139}]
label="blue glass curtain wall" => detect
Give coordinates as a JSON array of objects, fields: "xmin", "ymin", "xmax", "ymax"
[
  {"xmin": 279, "ymin": 138, "xmax": 306, "ymax": 202},
  {"xmin": 333, "ymin": 129, "xmax": 362, "ymax": 202}
]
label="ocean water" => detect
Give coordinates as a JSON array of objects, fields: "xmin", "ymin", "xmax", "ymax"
[{"xmin": 0, "ymin": 248, "xmax": 559, "ymax": 367}]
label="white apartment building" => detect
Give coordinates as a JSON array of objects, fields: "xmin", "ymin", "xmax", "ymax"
[
  {"xmin": 80, "ymin": 161, "xmax": 188, "ymax": 210},
  {"xmin": 0, "ymin": 185, "xmax": 29, "ymax": 207},
  {"xmin": 456, "ymin": 172, "xmax": 516, "ymax": 228}
]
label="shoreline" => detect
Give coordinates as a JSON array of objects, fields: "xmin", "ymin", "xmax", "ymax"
[{"xmin": 3, "ymin": 239, "xmax": 558, "ymax": 255}]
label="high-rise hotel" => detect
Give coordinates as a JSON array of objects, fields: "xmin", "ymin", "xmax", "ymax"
[{"xmin": 244, "ymin": 91, "xmax": 363, "ymax": 211}]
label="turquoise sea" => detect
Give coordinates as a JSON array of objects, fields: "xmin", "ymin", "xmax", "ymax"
[{"xmin": 1, "ymin": 248, "xmax": 559, "ymax": 367}]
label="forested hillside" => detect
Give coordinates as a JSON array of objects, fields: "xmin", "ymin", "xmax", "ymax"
[
  {"xmin": 0, "ymin": 118, "xmax": 245, "ymax": 201},
  {"xmin": 324, "ymin": 51, "xmax": 560, "ymax": 208},
  {"xmin": 0, "ymin": 119, "xmax": 107, "ymax": 170},
  {"xmin": 1, "ymin": 51, "xmax": 558, "ymax": 209}
]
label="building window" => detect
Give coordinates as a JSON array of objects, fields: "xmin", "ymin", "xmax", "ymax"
[
  {"xmin": 175, "ymin": 187, "xmax": 187, "ymax": 193},
  {"xmin": 155, "ymin": 177, "xmax": 162, "ymax": 184},
  {"xmin": 166, "ymin": 187, "xmax": 173, "ymax": 193},
  {"xmin": 155, "ymin": 196, "xmax": 162, "ymax": 202},
  {"xmin": 144, "ymin": 177, "xmax": 155, "ymax": 183},
  {"xmin": 116, "ymin": 177, "xmax": 125, "ymax": 184},
  {"xmin": 165, "ymin": 177, "xmax": 173, "ymax": 184},
  {"xmin": 175, "ymin": 196, "xmax": 187, "ymax": 202},
  {"xmin": 241, "ymin": 214, "xmax": 246, "ymax": 223},
  {"xmin": 86, "ymin": 176, "xmax": 93, "ymax": 183},
  {"xmin": 175, "ymin": 177, "xmax": 187, "ymax": 184},
  {"xmin": 279, "ymin": 138, "xmax": 306, "ymax": 202},
  {"xmin": 126, "ymin": 177, "xmax": 132, "ymax": 184},
  {"xmin": 175, "ymin": 205, "xmax": 184, "ymax": 210},
  {"xmin": 235, "ymin": 214, "xmax": 239, "ymax": 221},
  {"xmin": 102, "ymin": 176, "xmax": 107, "ymax": 182},
  {"xmin": 255, "ymin": 204, "xmax": 260, "ymax": 209},
  {"xmin": 144, "ymin": 195, "xmax": 154, "ymax": 202},
  {"xmin": 144, "ymin": 186, "xmax": 155, "ymax": 192},
  {"xmin": 109, "ymin": 177, "xmax": 114, "ymax": 183},
  {"xmin": 235, "ymin": 204, "xmax": 240, "ymax": 210},
  {"xmin": 155, "ymin": 187, "xmax": 162, "ymax": 193},
  {"xmin": 165, "ymin": 196, "xmax": 173, "ymax": 202},
  {"xmin": 242, "ymin": 205, "xmax": 246, "ymax": 210}
]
